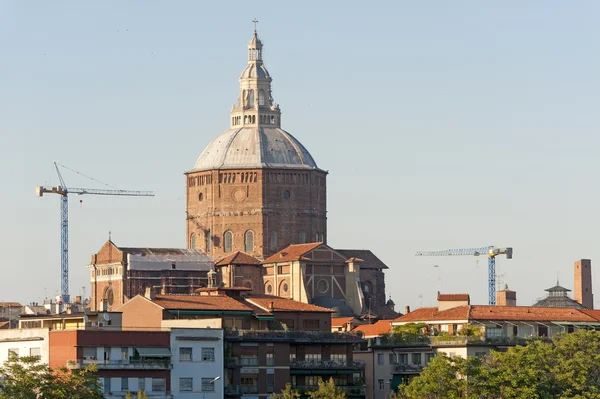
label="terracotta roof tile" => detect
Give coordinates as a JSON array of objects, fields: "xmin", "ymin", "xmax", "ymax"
[
  {"xmin": 354, "ymin": 320, "xmax": 392, "ymax": 338},
  {"xmin": 437, "ymin": 294, "xmax": 470, "ymax": 301},
  {"xmin": 216, "ymin": 251, "xmax": 261, "ymax": 266},
  {"xmin": 245, "ymin": 295, "xmax": 334, "ymax": 313},
  {"xmin": 470, "ymin": 306, "xmax": 597, "ymax": 322},
  {"xmin": 262, "ymin": 243, "xmax": 323, "ymax": 263},
  {"xmin": 332, "ymin": 317, "xmax": 356, "ymax": 327},
  {"xmin": 394, "ymin": 306, "xmax": 470, "ymax": 323},
  {"xmin": 153, "ymin": 294, "xmax": 252, "ymax": 312},
  {"xmin": 580, "ymin": 310, "xmax": 600, "ymax": 321},
  {"xmin": 0, "ymin": 302, "xmax": 22, "ymax": 308}
]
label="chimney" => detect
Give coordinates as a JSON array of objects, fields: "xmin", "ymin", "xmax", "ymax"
[
  {"xmin": 496, "ymin": 285, "xmax": 517, "ymax": 306},
  {"xmin": 575, "ymin": 259, "xmax": 593, "ymax": 309},
  {"xmin": 145, "ymin": 286, "xmax": 155, "ymax": 300},
  {"xmin": 405, "ymin": 305, "xmax": 410, "ymax": 314},
  {"xmin": 437, "ymin": 294, "xmax": 470, "ymax": 311},
  {"xmin": 270, "ymin": 301, "xmax": 274, "ymax": 311}
]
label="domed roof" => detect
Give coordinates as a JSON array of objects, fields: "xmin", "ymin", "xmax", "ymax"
[
  {"xmin": 191, "ymin": 127, "xmax": 320, "ymax": 172},
  {"xmin": 240, "ymin": 63, "xmax": 270, "ymax": 79}
]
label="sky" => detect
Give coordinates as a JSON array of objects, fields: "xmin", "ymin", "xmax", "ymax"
[{"xmin": 1, "ymin": 1, "xmax": 599, "ymax": 309}]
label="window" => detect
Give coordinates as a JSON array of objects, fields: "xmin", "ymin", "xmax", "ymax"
[
  {"xmin": 180, "ymin": 378, "xmax": 193, "ymax": 392},
  {"xmin": 425, "ymin": 353, "xmax": 435, "ymax": 363},
  {"xmin": 299, "ymin": 231, "xmax": 306, "ymax": 244},
  {"xmin": 152, "ymin": 378, "xmax": 166, "ymax": 392},
  {"xmin": 206, "ymin": 230, "xmax": 211, "ymax": 252},
  {"xmin": 121, "ymin": 347, "xmax": 128, "ymax": 360},
  {"xmin": 202, "ymin": 378, "xmax": 216, "ymax": 392},
  {"xmin": 398, "ymin": 353, "xmax": 408, "ymax": 364},
  {"xmin": 244, "ymin": 231, "xmax": 254, "ymax": 252},
  {"xmin": 198, "ymin": 192, "xmax": 203, "ymax": 201},
  {"xmin": 305, "ymin": 353, "xmax": 322, "ymax": 361},
  {"xmin": 103, "ymin": 378, "xmax": 111, "ymax": 393},
  {"xmin": 224, "ymin": 231, "xmax": 233, "ymax": 253},
  {"xmin": 267, "ymin": 372, "xmax": 274, "ymax": 393},
  {"xmin": 302, "ymin": 319, "xmax": 319, "ymax": 330},
  {"xmin": 317, "ymin": 279, "xmax": 329, "ymax": 294},
  {"xmin": 538, "ymin": 325, "xmax": 549, "ymax": 337},
  {"xmin": 378, "ymin": 379, "xmax": 385, "ymax": 390},
  {"xmin": 190, "ymin": 233, "xmax": 196, "ymax": 249},
  {"xmin": 377, "ymin": 353, "xmax": 384, "ymax": 365},
  {"xmin": 513, "ymin": 325, "xmax": 519, "ymax": 336},
  {"xmin": 306, "ymin": 376, "xmax": 320, "ymax": 386},
  {"xmin": 389, "ymin": 353, "xmax": 396, "ymax": 364},
  {"xmin": 29, "ymin": 347, "xmax": 41, "ymax": 357},
  {"xmin": 266, "ymin": 353, "xmax": 274, "ymax": 366},
  {"xmin": 201, "ymin": 347, "xmax": 215, "ymax": 361},
  {"xmin": 411, "ymin": 353, "xmax": 422, "ymax": 365},
  {"xmin": 8, "ymin": 348, "xmax": 18, "ymax": 357},
  {"xmin": 138, "ymin": 377, "xmax": 145, "ymax": 391},
  {"xmin": 83, "ymin": 347, "xmax": 96, "ymax": 360},
  {"xmin": 248, "ymin": 90, "xmax": 255, "ymax": 107},
  {"xmin": 121, "ymin": 378, "xmax": 129, "ymax": 391},
  {"xmin": 265, "ymin": 283, "xmax": 273, "ymax": 294},
  {"xmin": 180, "ymin": 347, "xmax": 192, "ymax": 362},
  {"xmin": 331, "ymin": 353, "xmax": 346, "ymax": 362},
  {"xmin": 486, "ymin": 326, "xmax": 502, "ymax": 338},
  {"xmin": 283, "ymin": 190, "xmax": 291, "ymax": 200},
  {"xmin": 270, "ymin": 231, "xmax": 278, "ymax": 252},
  {"xmin": 259, "ymin": 89, "xmax": 266, "ymax": 106}
]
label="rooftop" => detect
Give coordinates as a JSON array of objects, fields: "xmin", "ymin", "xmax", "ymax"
[
  {"xmin": 263, "ymin": 242, "xmax": 323, "ymax": 263},
  {"xmin": 246, "ymin": 295, "xmax": 333, "ymax": 313},
  {"xmin": 353, "ymin": 320, "xmax": 392, "ymax": 338},
  {"xmin": 216, "ymin": 251, "xmax": 261, "ymax": 266},
  {"xmin": 332, "ymin": 317, "xmax": 356, "ymax": 328},
  {"xmin": 438, "ymin": 294, "xmax": 470, "ymax": 302},
  {"xmin": 336, "ymin": 250, "xmax": 388, "ymax": 269}
]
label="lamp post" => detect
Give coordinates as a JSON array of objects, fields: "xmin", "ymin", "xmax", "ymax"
[{"xmin": 203, "ymin": 376, "xmax": 221, "ymax": 399}]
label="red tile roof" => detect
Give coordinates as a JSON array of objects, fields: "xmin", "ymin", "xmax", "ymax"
[
  {"xmin": 0, "ymin": 302, "xmax": 22, "ymax": 308},
  {"xmin": 332, "ymin": 317, "xmax": 356, "ymax": 328},
  {"xmin": 245, "ymin": 295, "xmax": 334, "ymax": 313},
  {"xmin": 353, "ymin": 320, "xmax": 392, "ymax": 338},
  {"xmin": 153, "ymin": 294, "xmax": 251, "ymax": 312},
  {"xmin": 216, "ymin": 251, "xmax": 261, "ymax": 266},
  {"xmin": 437, "ymin": 294, "xmax": 470, "ymax": 301},
  {"xmin": 580, "ymin": 310, "xmax": 600, "ymax": 321},
  {"xmin": 394, "ymin": 305, "xmax": 598, "ymax": 324},
  {"xmin": 263, "ymin": 243, "xmax": 323, "ymax": 263}
]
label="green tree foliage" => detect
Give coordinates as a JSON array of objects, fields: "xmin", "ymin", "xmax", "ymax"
[
  {"xmin": 394, "ymin": 330, "xmax": 600, "ymax": 399},
  {"xmin": 307, "ymin": 378, "xmax": 346, "ymax": 399},
  {"xmin": 0, "ymin": 353, "xmax": 103, "ymax": 399},
  {"xmin": 269, "ymin": 383, "xmax": 301, "ymax": 399}
]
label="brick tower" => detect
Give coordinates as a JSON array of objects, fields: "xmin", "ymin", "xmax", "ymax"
[
  {"xmin": 574, "ymin": 259, "xmax": 593, "ymax": 309},
  {"xmin": 185, "ymin": 28, "xmax": 327, "ymax": 259}
]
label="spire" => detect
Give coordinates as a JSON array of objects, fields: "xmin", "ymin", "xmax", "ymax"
[{"xmin": 230, "ymin": 25, "xmax": 281, "ymax": 129}]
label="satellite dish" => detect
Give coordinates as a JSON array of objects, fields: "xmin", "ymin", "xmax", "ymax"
[
  {"xmin": 103, "ymin": 313, "xmax": 110, "ymax": 321},
  {"xmin": 83, "ymin": 315, "xmax": 89, "ymax": 323}
]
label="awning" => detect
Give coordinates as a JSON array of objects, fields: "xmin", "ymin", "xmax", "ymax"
[{"xmin": 135, "ymin": 347, "xmax": 172, "ymax": 357}]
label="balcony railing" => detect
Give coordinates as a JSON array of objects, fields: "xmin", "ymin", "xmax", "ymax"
[
  {"xmin": 67, "ymin": 359, "xmax": 172, "ymax": 370},
  {"xmin": 290, "ymin": 359, "xmax": 365, "ymax": 370},
  {"xmin": 224, "ymin": 385, "xmax": 239, "ymax": 395},
  {"xmin": 240, "ymin": 385, "xmax": 259, "ymax": 394},
  {"xmin": 103, "ymin": 392, "xmax": 173, "ymax": 399},
  {"xmin": 226, "ymin": 356, "xmax": 259, "ymax": 367},
  {"xmin": 391, "ymin": 363, "xmax": 424, "ymax": 373},
  {"xmin": 430, "ymin": 336, "xmax": 534, "ymax": 346},
  {"xmin": 294, "ymin": 385, "xmax": 366, "ymax": 396},
  {"xmin": 225, "ymin": 329, "xmax": 364, "ymax": 343}
]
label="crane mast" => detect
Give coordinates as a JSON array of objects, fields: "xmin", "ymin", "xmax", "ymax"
[
  {"xmin": 415, "ymin": 246, "xmax": 513, "ymax": 305},
  {"xmin": 36, "ymin": 162, "xmax": 154, "ymax": 304}
]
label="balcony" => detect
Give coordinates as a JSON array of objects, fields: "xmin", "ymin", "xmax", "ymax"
[
  {"xmin": 225, "ymin": 329, "xmax": 364, "ymax": 343},
  {"xmin": 67, "ymin": 358, "xmax": 172, "ymax": 370},
  {"xmin": 290, "ymin": 359, "xmax": 365, "ymax": 370},
  {"xmin": 391, "ymin": 363, "xmax": 424, "ymax": 374},
  {"xmin": 294, "ymin": 385, "xmax": 366, "ymax": 397},
  {"xmin": 104, "ymin": 392, "xmax": 173, "ymax": 399},
  {"xmin": 430, "ymin": 336, "xmax": 534, "ymax": 347},
  {"xmin": 226, "ymin": 356, "xmax": 259, "ymax": 367}
]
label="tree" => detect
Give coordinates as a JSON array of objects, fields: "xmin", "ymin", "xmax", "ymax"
[
  {"xmin": 0, "ymin": 353, "xmax": 102, "ymax": 399},
  {"xmin": 269, "ymin": 383, "xmax": 301, "ymax": 399},
  {"xmin": 307, "ymin": 378, "xmax": 346, "ymax": 399},
  {"xmin": 394, "ymin": 330, "xmax": 600, "ymax": 399}
]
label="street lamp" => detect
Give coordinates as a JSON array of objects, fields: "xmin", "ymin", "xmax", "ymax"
[{"xmin": 203, "ymin": 376, "xmax": 221, "ymax": 399}]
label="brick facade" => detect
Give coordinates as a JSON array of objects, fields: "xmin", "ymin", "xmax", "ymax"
[{"xmin": 185, "ymin": 168, "xmax": 327, "ymax": 259}]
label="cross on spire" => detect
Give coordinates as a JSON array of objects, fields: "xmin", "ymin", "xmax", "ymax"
[{"xmin": 252, "ymin": 18, "xmax": 259, "ymax": 32}]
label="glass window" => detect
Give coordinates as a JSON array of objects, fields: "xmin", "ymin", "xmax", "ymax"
[
  {"xmin": 121, "ymin": 378, "xmax": 128, "ymax": 391},
  {"xmin": 138, "ymin": 377, "xmax": 145, "ymax": 391},
  {"xmin": 331, "ymin": 353, "xmax": 347, "ymax": 362},
  {"xmin": 224, "ymin": 231, "xmax": 233, "ymax": 253},
  {"xmin": 266, "ymin": 353, "xmax": 274, "ymax": 366},
  {"xmin": 302, "ymin": 319, "xmax": 319, "ymax": 330},
  {"xmin": 83, "ymin": 347, "xmax": 96, "ymax": 360},
  {"xmin": 29, "ymin": 347, "xmax": 41, "ymax": 357},
  {"xmin": 411, "ymin": 353, "xmax": 422, "ymax": 365},
  {"xmin": 270, "ymin": 231, "xmax": 278, "ymax": 252},
  {"xmin": 378, "ymin": 379, "xmax": 385, "ymax": 389},
  {"xmin": 377, "ymin": 353, "xmax": 384, "ymax": 365},
  {"xmin": 152, "ymin": 378, "xmax": 166, "ymax": 392},
  {"xmin": 202, "ymin": 378, "xmax": 216, "ymax": 392},
  {"xmin": 244, "ymin": 231, "xmax": 254, "ymax": 252},
  {"xmin": 180, "ymin": 378, "xmax": 192, "ymax": 392},
  {"xmin": 389, "ymin": 353, "xmax": 396, "ymax": 364},
  {"xmin": 180, "ymin": 347, "xmax": 192, "ymax": 362},
  {"xmin": 190, "ymin": 233, "xmax": 196, "ymax": 249},
  {"xmin": 425, "ymin": 352, "xmax": 435, "ymax": 363},
  {"xmin": 398, "ymin": 353, "xmax": 408, "ymax": 364},
  {"xmin": 201, "ymin": 348, "xmax": 215, "ymax": 361},
  {"xmin": 103, "ymin": 378, "xmax": 111, "ymax": 393}
]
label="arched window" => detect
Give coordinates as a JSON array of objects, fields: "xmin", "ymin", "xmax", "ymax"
[
  {"xmin": 224, "ymin": 231, "xmax": 233, "ymax": 253},
  {"xmin": 248, "ymin": 90, "xmax": 255, "ymax": 107},
  {"xmin": 205, "ymin": 230, "xmax": 211, "ymax": 252},
  {"xmin": 299, "ymin": 231, "xmax": 306, "ymax": 244},
  {"xmin": 190, "ymin": 233, "xmax": 196, "ymax": 249},
  {"xmin": 259, "ymin": 90, "xmax": 265, "ymax": 106},
  {"xmin": 244, "ymin": 231, "xmax": 254, "ymax": 253},
  {"xmin": 270, "ymin": 231, "xmax": 278, "ymax": 252}
]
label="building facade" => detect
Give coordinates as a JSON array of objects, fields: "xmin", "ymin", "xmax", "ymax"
[{"xmin": 185, "ymin": 29, "xmax": 327, "ymax": 259}]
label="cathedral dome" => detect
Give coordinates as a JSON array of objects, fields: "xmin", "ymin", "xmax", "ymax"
[
  {"xmin": 240, "ymin": 64, "xmax": 270, "ymax": 79},
  {"xmin": 191, "ymin": 127, "xmax": 320, "ymax": 172}
]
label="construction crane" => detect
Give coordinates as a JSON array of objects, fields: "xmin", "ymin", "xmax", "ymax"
[
  {"xmin": 415, "ymin": 246, "xmax": 513, "ymax": 305},
  {"xmin": 36, "ymin": 162, "xmax": 154, "ymax": 304}
]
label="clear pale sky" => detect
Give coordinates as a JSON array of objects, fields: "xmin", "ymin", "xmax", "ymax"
[{"xmin": 1, "ymin": 1, "xmax": 599, "ymax": 309}]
